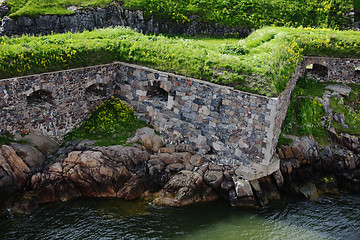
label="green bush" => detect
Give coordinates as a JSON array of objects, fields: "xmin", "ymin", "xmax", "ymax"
[
  {"xmin": 297, "ymin": 98, "xmax": 326, "ymax": 135},
  {"xmin": 65, "ymin": 98, "xmax": 149, "ymax": 146}
]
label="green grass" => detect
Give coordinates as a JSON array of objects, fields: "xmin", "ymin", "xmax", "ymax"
[
  {"xmin": 65, "ymin": 98, "xmax": 149, "ymax": 146},
  {"xmin": 4, "ymin": 0, "xmax": 354, "ymax": 30},
  {"xmin": 282, "ymin": 97, "xmax": 330, "ymax": 147},
  {"xmin": 281, "ymin": 76, "xmax": 331, "ymax": 146},
  {"xmin": 329, "ymin": 95, "xmax": 360, "ymax": 134},
  {"xmin": 280, "ymin": 77, "xmax": 360, "ymax": 147},
  {"xmin": 5, "ymin": 0, "xmax": 114, "ymax": 18},
  {"xmin": 277, "ymin": 134, "xmax": 293, "ymax": 147},
  {"xmin": 0, "ymin": 133, "xmax": 28, "ymax": 147},
  {"xmin": 1, "ymin": 26, "xmax": 360, "ymax": 96},
  {"xmin": 293, "ymin": 77, "xmax": 329, "ymax": 97},
  {"xmin": 0, "ymin": 136, "xmax": 14, "ymax": 146}
]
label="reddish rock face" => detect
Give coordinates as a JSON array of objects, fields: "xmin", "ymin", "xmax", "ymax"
[
  {"xmin": 152, "ymin": 170, "xmax": 218, "ymax": 207},
  {"xmin": 1, "ymin": 141, "xmax": 288, "ymax": 211},
  {"xmin": 31, "ymin": 146, "xmax": 150, "ymax": 204},
  {"xmin": 0, "ymin": 144, "xmax": 45, "ymax": 204}
]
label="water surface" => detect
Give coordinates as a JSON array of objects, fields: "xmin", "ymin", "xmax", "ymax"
[{"xmin": 0, "ymin": 194, "xmax": 359, "ymax": 239}]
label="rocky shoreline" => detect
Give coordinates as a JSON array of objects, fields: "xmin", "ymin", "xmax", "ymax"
[{"xmin": 1, "ymin": 125, "xmax": 360, "ymax": 215}]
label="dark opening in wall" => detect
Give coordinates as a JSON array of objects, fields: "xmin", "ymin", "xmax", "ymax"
[
  {"xmin": 27, "ymin": 90, "xmax": 53, "ymax": 105},
  {"xmin": 147, "ymin": 81, "xmax": 168, "ymax": 102},
  {"xmin": 85, "ymin": 83, "xmax": 107, "ymax": 100},
  {"xmin": 306, "ymin": 63, "xmax": 328, "ymax": 81}
]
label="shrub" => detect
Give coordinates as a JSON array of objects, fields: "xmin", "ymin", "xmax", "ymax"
[
  {"xmin": 65, "ymin": 98, "xmax": 149, "ymax": 146},
  {"xmin": 297, "ymin": 98, "xmax": 326, "ymax": 135}
]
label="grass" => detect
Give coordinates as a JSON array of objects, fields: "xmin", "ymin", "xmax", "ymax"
[
  {"xmin": 329, "ymin": 95, "xmax": 360, "ymax": 135},
  {"xmin": 281, "ymin": 96, "xmax": 330, "ymax": 147},
  {"xmin": 64, "ymin": 98, "xmax": 149, "ymax": 146},
  {"xmin": 3, "ymin": 0, "xmax": 354, "ymax": 30},
  {"xmin": 0, "ymin": 133, "xmax": 28, "ymax": 147},
  {"xmin": 279, "ymin": 77, "xmax": 360, "ymax": 147},
  {"xmin": 277, "ymin": 134, "xmax": 293, "ymax": 147},
  {"xmin": 1, "ymin": 26, "xmax": 360, "ymax": 97},
  {"xmin": 5, "ymin": 0, "xmax": 113, "ymax": 18},
  {"xmin": 293, "ymin": 77, "xmax": 329, "ymax": 97},
  {"xmin": 0, "ymin": 135, "xmax": 14, "ymax": 146},
  {"xmin": 281, "ymin": 76, "xmax": 330, "ymax": 146}
]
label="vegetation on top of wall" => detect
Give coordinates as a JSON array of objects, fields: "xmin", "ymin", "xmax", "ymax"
[
  {"xmin": 123, "ymin": 0, "xmax": 353, "ymax": 29},
  {"xmin": 4, "ymin": 0, "xmax": 113, "ymax": 18},
  {"xmin": 3, "ymin": 0, "xmax": 354, "ymax": 30},
  {"xmin": 1, "ymin": 26, "xmax": 360, "ymax": 96},
  {"xmin": 65, "ymin": 97, "xmax": 149, "ymax": 146}
]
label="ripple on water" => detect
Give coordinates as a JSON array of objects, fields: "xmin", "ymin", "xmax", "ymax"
[{"xmin": 0, "ymin": 194, "xmax": 359, "ymax": 240}]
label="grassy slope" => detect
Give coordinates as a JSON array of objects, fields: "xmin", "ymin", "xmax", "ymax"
[
  {"xmin": 5, "ymin": 0, "xmax": 113, "ymax": 17},
  {"xmin": 1, "ymin": 26, "xmax": 360, "ymax": 96},
  {"xmin": 4, "ymin": 0, "xmax": 354, "ymax": 30}
]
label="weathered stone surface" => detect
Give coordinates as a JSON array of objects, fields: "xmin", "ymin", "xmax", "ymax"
[
  {"xmin": 10, "ymin": 142, "xmax": 45, "ymax": 173},
  {"xmin": 117, "ymin": 175, "xmax": 148, "ymax": 200},
  {"xmin": 146, "ymin": 159, "xmax": 168, "ymax": 192},
  {"xmin": 30, "ymin": 146, "xmax": 150, "ymax": 204},
  {"xmin": 0, "ymin": 145, "xmax": 32, "ymax": 204},
  {"xmin": 250, "ymin": 179, "xmax": 268, "ymax": 206},
  {"xmin": 230, "ymin": 178, "xmax": 257, "ymax": 207},
  {"xmin": 93, "ymin": 145, "xmax": 149, "ymax": 173},
  {"xmin": 325, "ymin": 84, "xmax": 352, "ymax": 97},
  {"xmin": 159, "ymin": 147, "xmax": 175, "ymax": 154},
  {"xmin": 166, "ymin": 163, "xmax": 185, "ymax": 172},
  {"xmin": 298, "ymin": 182, "xmax": 319, "ymax": 199},
  {"xmin": 128, "ymin": 127, "xmax": 164, "ymax": 152},
  {"xmin": 337, "ymin": 169, "xmax": 360, "ymax": 192},
  {"xmin": 258, "ymin": 176, "xmax": 279, "ymax": 200},
  {"xmin": 14, "ymin": 133, "xmax": 59, "ymax": 156},
  {"xmin": 151, "ymin": 152, "xmax": 191, "ymax": 165},
  {"xmin": 204, "ymin": 171, "xmax": 224, "ymax": 189},
  {"xmin": 272, "ymin": 170, "xmax": 284, "ymax": 189},
  {"xmin": 152, "ymin": 170, "xmax": 218, "ymax": 207},
  {"xmin": 189, "ymin": 155, "xmax": 204, "ymax": 167},
  {"xmin": 175, "ymin": 144, "xmax": 195, "ymax": 154}
]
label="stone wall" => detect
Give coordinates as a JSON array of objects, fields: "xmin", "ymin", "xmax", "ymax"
[
  {"xmin": 0, "ymin": 61, "xmax": 293, "ymax": 179},
  {"xmin": 302, "ymin": 56, "xmax": 360, "ymax": 83},
  {"xmin": 0, "ymin": 66, "xmax": 116, "ymax": 137},
  {"xmin": 0, "ymin": 4, "xmax": 250, "ymax": 37},
  {"xmin": 2, "ymin": 57, "xmax": 358, "ymax": 179}
]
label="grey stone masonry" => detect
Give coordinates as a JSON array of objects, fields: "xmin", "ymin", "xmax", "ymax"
[
  {"xmin": 302, "ymin": 56, "xmax": 360, "ymax": 83},
  {"xmin": 0, "ymin": 62, "xmax": 292, "ymax": 178},
  {"xmin": 1, "ymin": 57, "xmax": 358, "ymax": 179}
]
